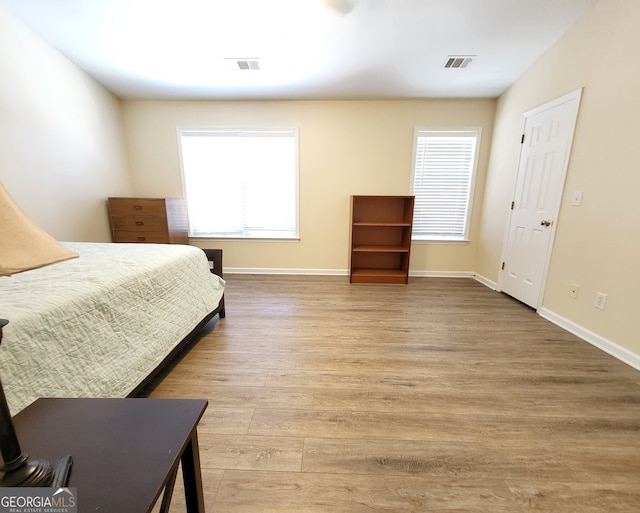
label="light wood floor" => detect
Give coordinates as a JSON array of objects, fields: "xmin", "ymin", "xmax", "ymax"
[{"xmin": 145, "ymin": 275, "xmax": 640, "ymax": 512}]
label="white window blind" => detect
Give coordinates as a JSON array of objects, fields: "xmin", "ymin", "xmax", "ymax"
[
  {"xmin": 178, "ymin": 128, "xmax": 298, "ymax": 239},
  {"xmin": 411, "ymin": 128, "xmax": 481, "ymax": 241}
]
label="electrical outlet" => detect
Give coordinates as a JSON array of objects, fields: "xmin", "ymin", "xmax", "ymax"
[
  {"xmin": 595, "ymin": 292, "xmax": 607, "ymax": 310},
  {"xmin": 569, "ymin": 284, "xmax": 579, "ymax": 299}
]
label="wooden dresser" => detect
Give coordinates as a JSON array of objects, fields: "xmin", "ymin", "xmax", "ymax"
[{"xmin": 107, "ymin": 197, "xmax": 189, "ymax": 244}]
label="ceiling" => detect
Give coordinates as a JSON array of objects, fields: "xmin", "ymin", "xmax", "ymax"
[{"xmin": 0, "ymin": 0, "xmax": 598, "ymax": 100}]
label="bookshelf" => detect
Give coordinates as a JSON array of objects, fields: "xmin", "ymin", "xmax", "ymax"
[{"xmin": 349, "ymin": 195, "xmax": 415, "ymax": 284}]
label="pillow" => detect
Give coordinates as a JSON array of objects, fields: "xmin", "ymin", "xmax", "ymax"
[{"xmin": 0, "ymin": 181, "xmax": 78, "ymax": 276}]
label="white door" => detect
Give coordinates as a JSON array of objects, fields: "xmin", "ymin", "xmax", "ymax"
[{"xmin": 499, "ymin": 89, "xmax": 582, "ymax": 309}]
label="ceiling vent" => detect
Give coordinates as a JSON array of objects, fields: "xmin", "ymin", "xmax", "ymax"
[
  {"xmin": 443, "ymin": 56, "xmax": 474, "ymax": 69},
  {"xmin": 224, "ymin": 58, "xmax": 260, "ymax": 71}
]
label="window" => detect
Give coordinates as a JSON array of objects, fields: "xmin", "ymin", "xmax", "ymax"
[
  {"xmin": 411, "ymin": 128, "xmax": 481, "ymax": 241},
  {"xmin": 178, "ymin": 128, "xmax": 299, "ymax": 239}
]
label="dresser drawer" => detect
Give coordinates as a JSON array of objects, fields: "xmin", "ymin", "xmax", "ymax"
[
  {"xmin": 107, "ymin": 197, "xmax": 189, "ymax": 244},
  {"xmin": 110, "ymin": 215, "xmax": 168, "ymax": 232},
  {"xmin": 108, "ymin": 198, "xmax": 168, "ymax": 216},
  {"xmin": 112, "ymin": 231, "xmax": 171, "ymax": 243}
]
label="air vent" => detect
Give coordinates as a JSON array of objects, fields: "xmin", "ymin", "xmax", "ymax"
[
  {"xmin": 224, "ymin": 58, "xmax": 260, "ymax": 71},
  {"xmin": 237, "ymin": 59, "xmax": 260, "ymax": 70},
  {"xmin": 443, "ymin": 56, "xmax": 474, "ymax": 69}
]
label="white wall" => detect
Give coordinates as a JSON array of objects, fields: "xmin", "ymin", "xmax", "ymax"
[
  {"xmin": 478, "ymin": 0, "xmax": 640, "ymax": 356},
  {"xmin": 122, "ymin": 99, "xmax": 495, "ymax": 273},
  {"xmin": 0, "ymin": 9, "xmax": 132, "ymax": 242}
]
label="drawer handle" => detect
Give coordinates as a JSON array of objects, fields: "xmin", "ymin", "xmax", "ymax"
[
  {"xmin": 135, "ymin": 221, "xmax": 144, "ymax": 226},
  {"xmin": 134, "ymin": 205, "xmax": 142, "ymax": 210},
  {"xmin": 136, "ymin": 236, "xmax": 146, "ymax": 241}
]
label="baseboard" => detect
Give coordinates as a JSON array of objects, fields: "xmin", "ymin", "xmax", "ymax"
[
  {"xmin": 473, "ymin": 273, "xmax": 498, "ymax": 290},
  {"xmin": 409, "ymin": 270, "xmax": 476, "ymax": 278},
  {"xmin": 225, "ymin": 267, "xmax": 349, "ymax": 276},
  {"xmin": 539, "ymin": 307, "xmax": 640, "ymax": 372},
  {"xmin": 225, "ymin": 268, "xmax": 478, "ymax": 278}
]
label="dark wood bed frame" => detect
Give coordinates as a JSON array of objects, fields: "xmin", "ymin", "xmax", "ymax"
[
  {"xmin": 0, "ymin": 247, "xmax": 226, "ymax": 401},
  {"xmin": 128, "ymin": 248, "xmax": 226, "ymax": 396}
]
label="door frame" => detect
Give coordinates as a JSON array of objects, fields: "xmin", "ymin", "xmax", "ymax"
[{"xmin": 498, "ymin": 88, "xmax": 583, "ymax": 310}]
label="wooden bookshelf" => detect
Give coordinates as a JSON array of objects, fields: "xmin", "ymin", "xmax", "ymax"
[{"xmin": 349, "ymin": 195, "xmax": 415, "ymax": 284}]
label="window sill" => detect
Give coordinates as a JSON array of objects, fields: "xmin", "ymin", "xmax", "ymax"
[
  {"xmin": 189, "ymin": 235, "xmax": 300, "ymax": 242},
  {"xmin": 411, "ymin": 238, "xmax": 470, "ymax": 244}
]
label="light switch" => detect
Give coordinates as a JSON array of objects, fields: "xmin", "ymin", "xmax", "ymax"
[{"xmin": 571, "ymin": 190, "xmax": 583, "ymax": 206}]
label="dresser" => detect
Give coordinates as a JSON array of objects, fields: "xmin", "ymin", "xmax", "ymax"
[{"xmin": 107, "ymin": 197, "xmax": 189, "ymax": 244}]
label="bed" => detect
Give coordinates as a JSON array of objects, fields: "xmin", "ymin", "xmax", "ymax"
[{"xmin": 0, "ymin": 242, "xmax": 225, "ymax": 415}]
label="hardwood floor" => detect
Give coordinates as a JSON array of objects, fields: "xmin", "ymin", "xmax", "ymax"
[{"xmin": 145, "ymin": 275, "xmax": 640, "ymax": 512}]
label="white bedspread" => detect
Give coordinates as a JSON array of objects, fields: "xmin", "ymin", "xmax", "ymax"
[{"xmin": 0, "ymin": 242, "xmax": 225, "ymax": 414}]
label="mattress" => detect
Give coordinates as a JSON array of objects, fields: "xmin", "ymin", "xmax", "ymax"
[{"xmin": 0, "ymin": 242, "xmax": 225, "ymax": 414}]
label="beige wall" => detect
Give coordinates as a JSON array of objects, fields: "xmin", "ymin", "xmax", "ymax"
[
  {"xmin": 478, "ymin": 0, "xmax": 640, "ymax": 353},
  {"xmin": 122, "ymin": 99, "xmax": 495, "ymax": 273},
  {"xmin": 0, "ymin": 9, "xmax": 132, "ymax": 242}
]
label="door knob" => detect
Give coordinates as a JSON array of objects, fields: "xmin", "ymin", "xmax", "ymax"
[{"xmin": 540, "ymin": 219, "xmax": 553, "ymax": 227}]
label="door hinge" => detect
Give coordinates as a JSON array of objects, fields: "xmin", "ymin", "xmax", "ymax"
[
  {"xmin": 521, "ymin": 134, "xmax": 525, "ymax": 144},
  {"xmin": 501, "ymin": 262, "xmax": 506, "ymax": 270},
  {"xmin": 511, "ymin": 201, "xmax": 515, "ymax": 210}
]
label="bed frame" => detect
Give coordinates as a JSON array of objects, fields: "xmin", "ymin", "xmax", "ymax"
[
  {"xmin": 0, "ymin": 247, "xmax": 226, "ymax": 402},
  {"xmin": 128, "ymin": 248, "xmax": 225, "ymax": 396}
]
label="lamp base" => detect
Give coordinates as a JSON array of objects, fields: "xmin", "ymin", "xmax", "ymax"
[{"xmin": 0, "ymin": 455, "xmax": 72, "ymax": 488}]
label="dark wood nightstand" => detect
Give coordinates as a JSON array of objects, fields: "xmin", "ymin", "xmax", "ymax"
[{"xmin": 12, "ymin": 398, "xmax": 207, "ymax": 513}]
